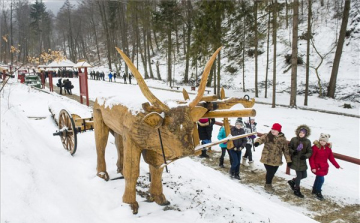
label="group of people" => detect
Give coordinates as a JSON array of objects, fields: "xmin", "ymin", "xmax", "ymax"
[
  {"xmin": 89, "ymin": 70, "xmax": 133, "ymax": 84},
  {"xmin": 197, "ymin": 117, "xmax": 341, "ymax": 201},
  {"xmin": 253, "ymin": 123, "xmax": 340, "ymax": 200},
  {"xmin": 56, "ymin": 78, "xmax": 74, "ymax": 95}
]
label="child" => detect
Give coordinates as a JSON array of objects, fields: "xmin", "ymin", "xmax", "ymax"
[
  {"xmin": 217, "ymin": 126, "xmax": 232, "ymax": 168},
  {"xmin": 287, "ymin": 125, "xmax": 312, "ymax": 198},
  {"xmin": 254, "ymin": 123, "xmax": 292, "ymax": 193},
  {"xmin": 229, "ymin": 120, "xmax": 247, "ymax": 180},
  {"xmin": 242, "ymin": 117, "xmax": 257, "ymax": 167},
  {"xmin": 309, "ymin": 133, "xmax": 341, "ymax": 200},
  {"xmin": 197, "ymin": 118, "xmax": 215, "ymax": 158}
]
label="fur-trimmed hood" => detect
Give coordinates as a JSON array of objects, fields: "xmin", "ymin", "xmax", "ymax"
[
  {"xmin": 313, "ymin": 140, "xmax": 332, "ymax": 149},
  {"xmin": 295, "ymin": 124, "xmax": 311, "ymax": 138}
]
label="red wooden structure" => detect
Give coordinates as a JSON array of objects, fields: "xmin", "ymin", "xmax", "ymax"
[
  {"xmin": 40, "ymin": 72, "xmax": 46, "ymax": 89},
  {"xmin": 48, "ymin": 71, "xmax": 54, "ymax": 92},
  {"xmin": 78, "ymin": 67, "xmax": 89, "ymax": 106}
]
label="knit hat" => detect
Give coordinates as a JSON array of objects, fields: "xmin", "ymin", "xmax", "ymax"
[
  {"xmin": 299, "ymin": 128, "xmax": 307, "ymax": 135},
  {"xmin": 235, "ymin": 119, "xmax": 243, "ymax": 126},
  {"xmin": 199, "ymin": 118, "xmax": 209, "ymax": 123},
  {"xmin": 271, "ymin": 123, "xmax": 282, "ymax": 132},
  {"xmin": 319, "ymin": 133, "xmax": 330, "ymax": 143},
  {"xmin": 236, "ymin": 117, "xmax": 243, "ymax": 123}
]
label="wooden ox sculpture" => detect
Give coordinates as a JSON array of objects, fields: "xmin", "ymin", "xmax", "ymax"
[{"xmin": 93, "ymin": 47, "xmax": 256, "ymax": 214}]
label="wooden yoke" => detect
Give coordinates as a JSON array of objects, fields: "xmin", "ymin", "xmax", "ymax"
[{"xmin": 220, "ymin": 88, "xmax": 234, "ymax": 149}]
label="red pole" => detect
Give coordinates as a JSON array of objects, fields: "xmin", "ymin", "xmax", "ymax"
[
  {"xmin": 85, "ymin": 67, "xmax": 89, "ymax": 106},
  {"xmin": 78, "ymin": 68, "xmax": 83, "ymax": 104},
  {"xmin": 49, "ymin": 71, "xmax": 53, "ymax": 92}
]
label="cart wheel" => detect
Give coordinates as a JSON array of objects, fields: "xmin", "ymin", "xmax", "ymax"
[{"xmin": 58, "ymin": 109, "xmax": 77, "ymax": 155}]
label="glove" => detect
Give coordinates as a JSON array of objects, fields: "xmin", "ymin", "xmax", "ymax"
[
  {"xmin": 287, "ymin": 162, "xmax": 292, "ymax": 167},
  {"xmin": 249, "ymin": 135, "xmax": 256, "ymax": 139},
  {"xmin": 293, "ymin": 151, "xmax": 298, "ymax": 155},
  {"xmin": 300, "ymin": 155, "xmax": 306, "ymax": 160},
  {"xmin": 254, "ymin": 142, "xmax": 260, "ymax": 147}
]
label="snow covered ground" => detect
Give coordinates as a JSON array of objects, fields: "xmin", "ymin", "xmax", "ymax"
[{"xmin": 1, "ymin": 77, "xmax": 359, "ymax": 223}]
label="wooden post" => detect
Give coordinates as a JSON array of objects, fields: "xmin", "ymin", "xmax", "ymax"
[{"xmin": 49, "ymin": 71, "xmax": 53, "ymax": 92}]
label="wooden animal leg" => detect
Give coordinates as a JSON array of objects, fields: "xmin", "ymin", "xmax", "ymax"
[
  {"xmin": 114, "ymin": 133, "xmax": 124, "ymax": 174},
  {"xmin": 149, "ymin": 165, "xmax": 170, "ymax": 206},
  {"xmin": 93, "ymin": 108, "xmax": 110, "ymax": 181},
  {"xmin": 142, "ymin": 150, "xmax": 170, "ymax": 206},
  {"xmin": 122, "ymin": 136, "xmax": 142, "ymax": 214}
]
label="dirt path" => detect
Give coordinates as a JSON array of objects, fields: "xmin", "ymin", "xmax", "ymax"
[
  {"xmin": 44, "ymin": 82, "xmax": 359, "ymax": 222},
  {"xmin": 198, "ymin": 151, "xmax": 359, "ymax": 223}
]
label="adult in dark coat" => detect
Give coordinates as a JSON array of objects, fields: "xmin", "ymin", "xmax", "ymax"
[
  {"xmin": 229, "ymin": 120, "xmax": 247, "ymax": 179},
  {"xmin": 287, "ymin": 124, "xmax": 312, "ymax": 198},
  {"xmin": 57, "ymin": 78, "xmax": 63, "ymax": 95},
  {"xmin": 63, "ymin": 79, "xmax": 73, "ymax": 95},
  {"xmin": 197, "ymin": 118, "xmax": 215, "ymax": 158}
]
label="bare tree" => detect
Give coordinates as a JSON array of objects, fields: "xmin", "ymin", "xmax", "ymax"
[
  {"xmin": 327, "ymin": 0, "xmax": 351, "ymax": 98},
  {"xmin": 304, "ymin": 0, "xmax": 312, "ymax": 106},
  {"xmin": 290, "ymin": 0, "xmax": 299, "ymax": 107},
  {"xmin": 272, "ymin": 0, "xmax": 278, "ymax": 108}
]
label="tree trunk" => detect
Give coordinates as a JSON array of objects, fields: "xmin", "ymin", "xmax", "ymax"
[
  {"xmin": 147, "ymin": 31, "xmax": 154, "ymax": 79},
  {"xmin": 327, "ymin": 0, "xmax": 351, "ymax": 98},
  {"xmin": 290, "ymin": 0, "xmax": 299, "ymax": 107},
  {"xmin": 304, "ymin": 0, "xmax": 312, "ymax": 106},
  {"xmin": 167, "ymin": 30, "xmax": 172, "ymax": 85},
  {"xmin": 272, "ymin": 0, "xmax": 278, "ymax": 108},
  {"xmin": 265, "ymin": 10, "xmax": 271, "ymax": 98},
  {"xmin": 98, "ymin": 1, "xmax": 112, "ymax": 70},
  {"xmin": 217, "ymin": 50, "xmax": 221, "ymax": 98},
  {"xmin": 254, "ymin": 1, "xmax": 259, "ymax": 97}
]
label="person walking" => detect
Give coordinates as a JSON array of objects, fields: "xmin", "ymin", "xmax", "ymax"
[
  {"xmin": 57, "ymin": 78, "xmax": 63, "ymax": 95},
  {"xmin": 217, "ymin": 126, "xmax": 232, "ymax": 168},
  {"xmin": 229, "ymin": 120, "xmax": 247, "ymax": 180},
  {"xmin": 197, "ymin": 118, "xmax": 215, "ymax": 158},
  {"xmin": 287, "ymin": 125, "xmax": 312, "ymax": 198},
  {"xmin": 242, "ymin": 117, "xmax": 257, "ymax": 167},
  {"xmin": 254, "ymin": 123, "xmax": 292, "ymax": 193},
  {"xmin": 309, "ymin": 133, "xmax": 341, "ymax": 200},
  {"xmin": 108, "ymin": 71, "xmax": 113, "ymax": 82}
]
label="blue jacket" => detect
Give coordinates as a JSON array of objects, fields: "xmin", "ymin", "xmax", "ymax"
[{"xmin": 217, "ymin": 127, "xmax": 228, "ymax": 148}]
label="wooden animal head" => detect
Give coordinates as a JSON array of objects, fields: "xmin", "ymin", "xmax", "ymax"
[{"xmin": 115, "ymin": 47, "xmax": 221, "ymax": 158}]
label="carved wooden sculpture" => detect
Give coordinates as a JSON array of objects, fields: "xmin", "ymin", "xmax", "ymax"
[{"xmin": 94, "ymin": 47, "xmax": 256, "ymax": 214}]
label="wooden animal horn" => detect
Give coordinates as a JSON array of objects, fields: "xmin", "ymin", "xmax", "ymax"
[
  {"xmin": 189, "ymin": 47, "xmax": 222, "ymax": 108},
  {"xmin": 115, "ymin": 47, "xmax": 169, "ymax": 112}
]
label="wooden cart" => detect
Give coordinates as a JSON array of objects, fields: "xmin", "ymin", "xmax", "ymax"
[{"xmin": 51, "ymin": 108, "xmax": 93, "ymax": 155}]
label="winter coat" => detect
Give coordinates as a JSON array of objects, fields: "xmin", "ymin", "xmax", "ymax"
[
  {"xmin": 197, "ymin": 118, "xmax": 215, "ymax": 140},
  {"xmin": 288, "ymin": 125, "xmax": 312, "ymax": 171},
  {"xmin": 244, "ymin": 122, "xmax": 257, "ymax": 145},
  {"xmin": 230, "ymin": 126, "xmax": 247, "ymax": 149},
  {"xmin": 309, "ymin": 140, "xmax": 340, "ymax": 176},
  {"xmin": 255, "ymin": 131, "xmax": 291, "ymax": 166},
  {"xmin": 217, "ymin": 126, "xmax": 228, "ymax": 148}
]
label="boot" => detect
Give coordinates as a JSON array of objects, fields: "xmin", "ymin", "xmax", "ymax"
[
  {"xmin": 219, "ymin": 158, "xmax": 224, "ymax": 168},
  {"xmin": 264, "ymin": 184, "xmax": 274, "ymax": 193},
  {"xmin": 230, "ymin": 171, "xmax": 235, "ymax": 178},
  {"xmin": 288, "ymin": 179, "xmax": 295, "ymax": 191},
  {"xmin": 248, "ymin": 160, "xmax": 254, "ymax": 168},
  {"xmin": 315, "ymin": 191, "xmax": 324, "ymax": 201},
  {"xmin": 311, "ymin": 187, "xmax": 316, "ymax": 194},
  {"xmin": 294, "ymin": 186, "xmax": 304, "ymax": 198},
  {"xmin": 234, "ymin": 173, "xmax": 241, "ymax": 180},
  {"xmin": 241, "ymin": 157, "xmax": 247, "ymax": 166},
  {"xmin": 199, "ymin": 150, "xmax": 209, "ymax": 158}
]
